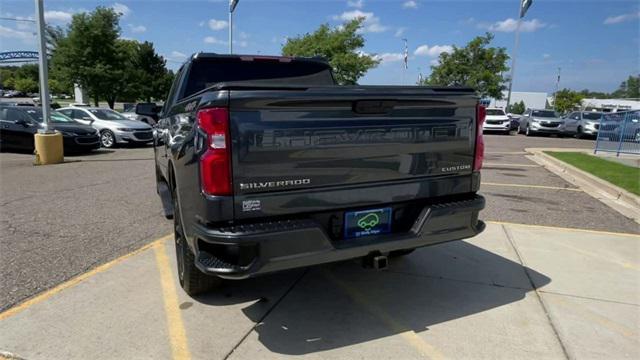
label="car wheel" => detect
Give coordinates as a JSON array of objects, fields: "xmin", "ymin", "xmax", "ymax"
[
  {"xmin": 173, "ymin": 190, "xmax": 221, "ymax": 296},
  {"xmin": 389, "ymin": 248, "xmax": 416, "ymax": 257},
  {"xmin": 100, "ymin": 130, "xmax": 116, "ymax": 148},
  {"xmin": 525, "ymin": 125, "xmax": 534, "ymax": 137}
]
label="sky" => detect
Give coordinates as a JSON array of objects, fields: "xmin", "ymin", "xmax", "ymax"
[{"xmin": 1, "ymin": 0, "xmax": 639, "ymax": 94}]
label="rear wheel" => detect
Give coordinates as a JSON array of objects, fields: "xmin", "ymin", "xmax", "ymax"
[{"xmin": 173, "ymin": 191, "xmax": 221, "ymax": 296}]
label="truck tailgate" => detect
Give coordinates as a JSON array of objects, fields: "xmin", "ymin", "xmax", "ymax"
[{"xmin": 229, "ymin": 87, "xmax": 478, "ymax": 219}]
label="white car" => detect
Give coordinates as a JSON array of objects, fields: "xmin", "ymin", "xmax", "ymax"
[
  {"xmin": 58, "ymin": 106, "xmax": 154, "ymax": 148},
  {"xmin": 483, "ymin": 108, "xmax": 513, "ymax": 134}
]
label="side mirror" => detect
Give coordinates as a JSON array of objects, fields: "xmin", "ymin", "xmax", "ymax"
[
  {"xmin": 15, "ymin": 119, "xmax": 31, "ymax": 127},
  {"xmin": 136, "ymin": 103, "xmax": 161, "ymax": 120}
]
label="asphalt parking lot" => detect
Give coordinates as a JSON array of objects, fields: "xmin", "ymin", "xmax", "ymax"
[{"xmin": 1, "ymin": 134, "xmax": 638, "ymax": 359}]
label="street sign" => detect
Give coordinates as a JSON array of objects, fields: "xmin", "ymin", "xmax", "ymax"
[{"xmin": 520, "ymin": 0, "xmax": 533, "ymax": 18}]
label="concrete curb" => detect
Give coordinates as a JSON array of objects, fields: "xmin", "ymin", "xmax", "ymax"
[{"xmin": 525, "ymin": 148, "xmax": 640, "ymax": 225}]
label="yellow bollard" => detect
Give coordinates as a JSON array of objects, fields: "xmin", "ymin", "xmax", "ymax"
[{"xmin": 34, "ymin": 132, "xmax": 64, "ymax": 165}]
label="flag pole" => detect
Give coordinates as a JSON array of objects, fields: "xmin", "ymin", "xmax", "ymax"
[{"xmin": 402, "ymin": 38, "xmax": 408, "ymax": 85}]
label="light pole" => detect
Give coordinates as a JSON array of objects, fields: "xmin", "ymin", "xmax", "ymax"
[
  {"xmin": 505, "ymin": 0, "xmax": 533, "ymax": 111},
  {"xmin": 35, "ymin": 0, "xmax": 51, "ymax": 132},
  {"xmin": 33, "ymin": 0, "xmax": 64, "ymax": 164},
  {"xmin": 229, "ymin": 0, "xmax": 239, "ymax": 54}
]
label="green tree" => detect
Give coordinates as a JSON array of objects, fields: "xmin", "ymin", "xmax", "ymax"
[
  {"xmin": 281, "ymin": 18, "xmax": 380, "ymax": 85},
  {"xmin": 612, "ymin": 75, "xmax": 640, "ymax": 99},
  {"xmin": 135, "ymin": 41, "xmax": 173, "ymax": 102},
  {"xmin": 554, "ymin": 89, "xmax": 584, "ymax": 113},
  {"xmin": 51, "ymin": 7, "xmax": 122, "ymax": 108},
  {"xmin": 507, "ymin": 100, "xmax": 526, "ymax": 114},
  {"xmin": 14, "ymin": 78, "xmax": 39, "ymax": 93},
  {"xmin": 423, "ymin": 33, "xmax": 509, "ymax": 99}
]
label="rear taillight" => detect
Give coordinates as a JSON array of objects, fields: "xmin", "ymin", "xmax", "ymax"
[
  {"xmin": 197, "ymin": 108, "xmax": 232, "ymax": 196},
  {"xmin": 474, "ymin": 104, "xmax": 486, "ymax": 171}
]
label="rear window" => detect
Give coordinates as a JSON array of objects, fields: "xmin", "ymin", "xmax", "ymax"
[
  {"xmin": 532, "ymin": 110, "xmax": 557, "ymax": 118},
  {"xmin": 182, "ymin": 58, "xmax": 335, "ymax": 98},
  {"xmin": 486, "ymin": 109, "xmax": 506, "ymax": 116}
]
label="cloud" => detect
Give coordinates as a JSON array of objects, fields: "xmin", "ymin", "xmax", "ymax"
[
  {"xmin": 603, "ymin": 11, "xmax": 640, "ymax": 25},
  {"xmin": 485, "ymin": 18, "xmax": 547, "ymax": 32},
  {"xmin": 373, "ymin": 53, "xmax": 404, "ymax": 64},
  {"xmin": 204, "ymin": 36, "xmax": 225, "ymax": 44},
  {"xmin": 430, "ymin": 59, "xmax": 440, "ymax": 66},
  {"xmin": 542, "ymin": 53, "xmax": 551, "ymax": 59},
  {"xmin": 44, "ymin": 10, "xmax": 73, "ymax": 23},
  {"xmin": 414, "ymin": 44, "xmax": 453, "ymax": 57},
  {"xmin": 128, "ymin": 24, "xmax": 146, "ymax": 33},
  {"xmin": 203, "ymin": 36, "xmax": 247, "ymax": 47},
  {"xmin": 208, "ymin": 19, "xmax": 228, "ymax": 30},
  {"xmin": 111, "ymin": 3, "xmax": 131, "ymax": 17},
  {"xmin": 347, "ymin": 0, "xmax": 364, "ymax": 8},
  {"xmin": 394, "ymin": 27, "xmax": 406, "ymax": 37},
  {"xmin": 170, "ymin": 51, "xmax": 187, "ymax": 59},
  {"xmin": 402, "ymin": 1, "xmax": 418, "ymax": 9},
  {"xmin": 333, "ymin": 9, "xmax": 388, "ymax": 33},
  {"xmin": 0, "ymin": 25, "xmax": 34, "ymax": 42}
]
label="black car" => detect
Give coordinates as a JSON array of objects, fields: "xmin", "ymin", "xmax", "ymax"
[{"xmin": 0, "ymin": 106, "xmax": 100, "ymax": 153}]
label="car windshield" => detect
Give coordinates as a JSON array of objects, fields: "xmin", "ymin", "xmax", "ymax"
[
  {"xmin": 23, "ymin": 109, "xmax": 78, "ymax": 123},
  {"xmin": 582, "ymin": 112, "xmax": 602, "ymax": 120},
  {"xmin": 486, "ymin": 109, "xmax": 506, "ymax": 116},
  {"xmin": 88, "ymin": 109, "xmax": 128, "ymax": 121},
  {"xmin": 532, "ymin": 110, "xmax": 557, "ymax": 118}
]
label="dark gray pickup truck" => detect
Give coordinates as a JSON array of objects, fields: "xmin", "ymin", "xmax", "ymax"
[{"xmin": 138, "ymin": 53, "xmax": 486, "ymax": 296}]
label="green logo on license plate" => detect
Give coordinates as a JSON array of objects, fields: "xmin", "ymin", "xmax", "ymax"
[{"xmin": 357, "ymin": 213, "xmax": 380, "ymax": 231}]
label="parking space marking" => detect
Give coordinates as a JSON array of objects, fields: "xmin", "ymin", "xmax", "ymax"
[
  {"xmin": 487, "ymin": 221, "xmax": 640, "ymax": 238},
  {"xmin": 0, "ymin": 234, "xmax": 172, "ymax": 321},
  {"xmin": 482, "ymin": 182, "xmax": 582, "ymax": 191},
  {"xmin": 325, "ymin": 270, "xmax": 445, "ymax": 360},
  {"xmin": 153, "ymin": 241, "xmax": 192, "ymax": 360},
  {"xmin": 483, "ymin": 163, "xmax": 540, "ymax": 167}
]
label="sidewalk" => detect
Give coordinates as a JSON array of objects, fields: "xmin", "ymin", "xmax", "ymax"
[{"xmin": 1, "ymin": 223, "xmax": 638, "ymax": 360}]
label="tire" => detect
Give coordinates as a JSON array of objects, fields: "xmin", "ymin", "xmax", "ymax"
[
  {"xmin": 525, "ymin": 125, "xmax": 534, "ymax": 137},
  {"xmin": 389, "ymin": 248, "xmax": 416, "ymax": 257},
  {"xmin": 100, "ymin": 130, "xmax": 116, "ymax": 148},
  {"xmin": 173, "ymin": 190, "xmax": 221, "ymax": 296}
]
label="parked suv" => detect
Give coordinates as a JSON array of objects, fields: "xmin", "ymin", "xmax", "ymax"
[
  {"xmin": 58, "ymin": 107, "xmax": 153, "ymax": 148},
  {"xmin": 563, "ymin": 111, "xmax": 602, "ymax": 138},
  {"xmin": 519, "ymin": 109, "xmax": 564, "ymax": 136},
  {"xmin": 483, "ymin": 108, "xmax": 513, "ymax": 134}
]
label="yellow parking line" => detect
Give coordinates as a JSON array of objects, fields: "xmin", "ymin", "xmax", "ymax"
[
  {"xmin": 325, "ymin": 271, "xmax": 445, "ymax": 360},
  {"xmin": 0, "ymin": 234, "xmax": 172, "ymax": 321},
  {"xmin": 153, "ymin": 241, "xmax": 192, "ymax": 360},
  {"xmin": 483, "ymin": 162, "xmax": 539, "ymax": 167},
  {"xmin": 482, "ymin": 182, "xmax": 582, "ymax": 191},
  {"xmin": 488, "ymin": 221, "xmax": 640, "ymax": 238}
]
